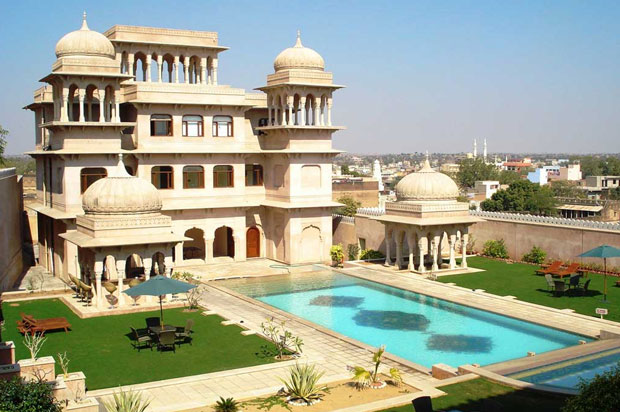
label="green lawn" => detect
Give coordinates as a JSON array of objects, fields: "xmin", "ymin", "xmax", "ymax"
[
  {"xmin": 380, "ymin": 378, "xmax": 568, "ymax": 412},
  {"xmin": 438, "ymin": 257, "xmax": 620, "ymax": 323},
  {"xmin": 1, "ymin": 299, "xmax": 277, "ymax": 390}
]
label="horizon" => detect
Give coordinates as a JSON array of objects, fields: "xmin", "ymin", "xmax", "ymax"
[{"xmin": 1, "ymin": 0, "xmax": 620, "ymax": 155}]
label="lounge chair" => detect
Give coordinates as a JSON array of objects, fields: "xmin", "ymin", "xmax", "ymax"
[
  {"xmin": 17, "ymin": 313, "xmax": 71, "ymax": 335},
  {"xmin": 81, "ymin": 284, "xmax": 93, "ymax": 306},
  {"xmin": 103, "ymin": 281, "xmax": 117, "ymax": 309},
  {"xmin": 157, "ymin": 330, "xmax": 176, "ymax": 353},
  {"xmin": 130, "ymin": 326, "xmax": 152, "ymax": 352},
  {"xmin": 551, "ymin": 263, "xmax": 581, "ymax": 279},
  {"xmin": 68, "ymin": 275, "xmax": 81, "ymax": 298},
  {"xmin": 545, "ymin": 274, "xmax": 555, "ymax": 292},
  {"xmin": 175, "ymin": 319, "xmax": 194, "ymax": 346},
  {"xmin": 412, "ymin": 396, "xmax": 435, "ymax": 412},
  {"xmin": 536, "ymin": 261, "xmax": 562, "ymax": 275}
]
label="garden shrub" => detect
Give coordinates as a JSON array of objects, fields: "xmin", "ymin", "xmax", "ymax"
[
  {"xmin": 347, "ymin": 243, "xmax": 360, "ymax": 260},
  {"xmin": 359, "ymin": 249, "xmax": 385, "ymax": 260},
  {"xmin": 0, "ymin": 377, "xmax": 62, "ymax": 412},
  {"xmin": 522, "ymin": 246, "xmax": 547, "ymax": 264},
  {"xmin": 562, "ymin": 363, "xmax": 620, "ymax": 412},
  {"xmin": 330, "ymin": 244, "xmax": 344, "ymax": 266},
  {"xmin": 482, "ymin": 239, "xmax": 508, "ymax": 259}
]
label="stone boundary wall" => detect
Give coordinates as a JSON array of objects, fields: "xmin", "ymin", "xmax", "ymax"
[{"xmin": 0, "ymin": 168, "xmax": 23, "ymax": 292}]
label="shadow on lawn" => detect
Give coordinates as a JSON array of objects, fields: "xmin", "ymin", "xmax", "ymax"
[{"xmin": 534, "ymin": 288, "xmax": 602, "ymax": 298}]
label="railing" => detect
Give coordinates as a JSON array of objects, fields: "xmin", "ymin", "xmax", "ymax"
[
  {"xmin": 332, "ymin": 214, "xmax": 354, "ymax": 223},
  {"xmin": 470, "ymin": 210, "xmax": 620, "ymax": 231},
  {"xmin": 355, "ymin": 207, "xmax": 385, "ymax": 216}
]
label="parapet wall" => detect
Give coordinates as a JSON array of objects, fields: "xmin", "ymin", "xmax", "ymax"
[{"xmin": 0, "ymin": 168, "xmax": 23, "ymax": 292}]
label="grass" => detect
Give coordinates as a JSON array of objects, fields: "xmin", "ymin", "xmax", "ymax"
[
  {"xmin": 438, "ymin": 256, "xmax": 620, "ymax": 323},
  {"xmin": 379, "ymin": 378, "xmax": 568, "ymax": 412},
  {"xmin": 1, "ymin": 298, "xmax": 278, "ymax": 390}
]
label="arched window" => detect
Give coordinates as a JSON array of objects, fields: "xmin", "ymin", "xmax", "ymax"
[
  {"xmin": 80, "ymin": 167, "xmax": 107, "ymax": 193},
  {"xmin": 182, "ymin": 115, "xmax": 203, "ymax": 137},
  {"xmin": 150, "ymin": 114, "xmax": 172, "ymax": 136},
  {"xmin": 212, "ymin": 115, "xmax": 233, "ymax": 137},
  {"xmin": 213, "ymin": 165, "xmax": 234, "ymax": 188},
  {"xmin": 183, "ymin": 166, "xmax": 205, "ymax": 188},
  {"xmin": 245, "ymin": 164, "xmax": 263, "ymax": 186},
  {"xmin": 151, "ymin": 166, "xmax": 174, "ymax": 189}
]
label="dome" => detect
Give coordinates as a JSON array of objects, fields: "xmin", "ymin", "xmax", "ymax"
[
  {"xmin": 82, "ymin": 155, "xmax": 162, "ymax": 215},
  {"xmin": 395, "ymin": 159, "xmax": 460, "ymax": 201},
  {"xmin": 55, "ymin": 13, "xmax": 115, "ymax": 59},
  {"xmin": 274, "ymin": 31, "xmax": 325, "ymax": 72}
]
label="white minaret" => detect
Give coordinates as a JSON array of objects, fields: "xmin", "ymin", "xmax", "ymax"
[
  {"xmin": 473, "ymin": 139, "xmax": 478, "ymax": 157},
  {"xmin": 373, "ymin": 159, "xmax": 384, "ymax": 191},
  {"xmin": 483, "ymin": 139, "xmax": 487, "ymax": 162}
]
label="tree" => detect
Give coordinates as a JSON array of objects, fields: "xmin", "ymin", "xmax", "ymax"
[
  {"xmin": 456, "ymin": 158, "xmax": 499, "ymax": 188},
  {"xmin": 336, "ymin": 195, "xmax": 361, "ymax": 217},
  {"xmin": 562, "ymin": 364, "xmax": 620, "ymax": 412},
  {"xmin": 481, "ymin": 180, "xmax": 557, "ymax": 216},
  {"xmin": 0, "ymin": 125, "xmax": 8, "ymax": 166},
  {"xmin": 341, "ymin": 165, "xmax": 365, "ymax": 177},
  {"xmin": 498, "ymin": 170, "xmax": 521, "ymax": 185},
  {"xmin": 550, "ymin": 180, "xmax": 586, "ymax": 199},
  {"xmin": 0, "ymin": 377, "xmax": 62, "ymax": 412},
  {"xmin": 608, "ymin": 187, "xmax": 620, "ymax": 200}
]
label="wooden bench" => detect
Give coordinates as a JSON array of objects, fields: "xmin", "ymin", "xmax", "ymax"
[{"xmin": 17, "ymin": 313, "xmax": 71, "ymax": 335}]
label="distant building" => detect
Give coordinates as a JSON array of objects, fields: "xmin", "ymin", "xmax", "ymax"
[
  {"xmin": 440, "ymin": 163, "xmax": 460, "ymax": 174},
  {"xmin": 558, "ymin": 164, "xmax": 582, "ymax": 181},
  {"xmin": 332, "ymin": 176, "xmax": 379, "ymax": 207},
  {"xmin": 527, "ymin": 168, "xmax": 548, "ymax": 185},
  {"xmin": 503, "ymin": 159, "xmax": 532, "ymax": 173},
  {"xmin": 556, "ymin": 197, "xmax": 620, "ymax": 222},
  {"xmin": 581, "ymin": 175, "xmax": 620, "ymax": 199},
  {"xmin": 474, "ymin": 180, "xmax": 500, "ymax": 200}
]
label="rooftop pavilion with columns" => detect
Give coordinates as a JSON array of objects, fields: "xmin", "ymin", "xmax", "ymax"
[
  {"xmin": 373, "ymin": 158, "xmax": 483, "ymax": 274},
  {"xmin": 25, "ymin": 14, "xmax": 344, "ymax": 296}
]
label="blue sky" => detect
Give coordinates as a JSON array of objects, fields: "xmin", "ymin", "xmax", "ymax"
[{"xmin": 1, "ymin": 0, "xmax": 619, "ymax": 155}]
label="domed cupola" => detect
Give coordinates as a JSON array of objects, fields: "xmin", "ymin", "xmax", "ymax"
[
  {"xmin": 55, "ymin": 12, "xmax": 116, "ymax": 60},
  {"xmin": 395, "ymin": 159, "xmax": 460, "ymax": 202},
  {"xmin": 273, "ymin": 31, "xmax": 325, "ymax": 72},
  {"xmin": 82, "ymin": 155, "xmax": 162, "ymax": 215}
]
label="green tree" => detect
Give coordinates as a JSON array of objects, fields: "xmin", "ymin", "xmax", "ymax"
[
  {"xmin": 0, "ymin": 377, "xmax": 62, "ymax": 412},
  {"xmin": 550, "ymin": 180, "xmax": 586, "ymax": 199},
  {"xmin": 481, "ymin": 180, "xmax": 557, "ymax": 216},
  {"xmin": 336, "ymin": 195, "xmax": 361, "ymax": 217},
  {"xmin": 608, "ymin": 187, "xmax": 620, "ymax": 200},
  {"xmin": 498, "ymin": 170, "xmax": 521, "ymax": 185},
  {"xmin": 456, "ymin": 158, "xmax": 500, "ymax": 188},
  {"xmin": 562, "ymin": 363, "xmax": 620, "ymax": 412},
  {"xmin": 0, "ymin": 125, "xmax": 8, "ymax": 166},
  {"xmin": 341, "ymin": 165, "xmax": 365, "ymax": 177}
]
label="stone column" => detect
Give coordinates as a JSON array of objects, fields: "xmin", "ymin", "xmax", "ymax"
[
  {"xmin": 98, "ymin": 89, "xmax": 105, "ymax": 123},
  {"xmin": 174, "ymin": 243, "xmax": 184, "ymax": 266},
  {"xmin": 449, "ymin": 233, "xmax": 457, "ymax": 269},
  {"xmin": 314, "ymin": 97, "xmax": 321, "ymax": 126},
  {"xmin": 287, "ymin": 96, "xmax": 294, "ymax": 126},
  {"xmin": 267, "ymin": 102, "xmax": 273, "ymax": 126},
  {"xmin": 320, "ymin": 99, "xmax": 325, "ymax": 126},
  {"xmin": 395, "ymin": 231, "xmax": 403, "ymax": 269},
  {"xmin": 116, "ymin": 260, "xmax": 126, "ymax": 307},
  {"xmin": 418, "ymin": 236, "xmax": 426, "ymax": 273},
  {"xmin": 200, "ymin": 58, "xmax": 207, "ymax": 84},
  {"xmin": 300, "ymin": 96, "xmax": 306, "ymax": 125},
  {"xmin": 78, "ymin": 90, "xmax": 85, "ymax": 122},
  {"xmin": 327, "ymin": 98, "xmax": 333, "ymax": 126},
  {"xmin": 174, "ymin": 56, "xmax": 180, "ymax": 83},
  {"xmin": 142, "ymin": 257, "xmax": 152, "ymax": 304},
  {"xmin": 280, "ymin": 101, "xmax": 286, "ymax": 126},
  {"xmin": 384, "ymin": 227, "xmax": 392, "ymax": 266},
  {"xmin": 94, "ymin": 260, "xmax": 104, "ymax": 309},
  {"xmin": 61, "ymin": 88, "xmax": 69, "ymax": 122},
  {"xmin": 87, "ymin": 96, "xmax": 92, "ymax": 121},
  {"xmin": 407, "ymin": 231, "xmax": 416, "ymax": 272},
  {"xmin": 205, "ymin": 237, "xmax": 214, "ymax": 263},
  {"xmin": 157, "ymin": 55, "xmax": 163, "ymax": 82},
  {"xmin": 212, "ymin": 59, "xmax": 218, "ymax": 85},
  {"xmin": 127, "ymin": 53, "xmax": 134, "ymax": 77},
  {"xmin": 432, "ymin": 233, "xmax": 441, "ymax": 272},
  {"xmin": 461, "ymin": 232, "xmax": 469, "ymax": 269},
  {"xmin": 183, "ymin": 56, "xmax": 190, "ymax": 84},
  {"xmin": 114, "ymin": 90, "xmax": 120, "ymax": 122},
  {"xmin": 145, "ymin": 55, "xmax": 152, "ymax": 82}
]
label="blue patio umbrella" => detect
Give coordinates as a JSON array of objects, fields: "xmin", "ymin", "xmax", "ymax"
[
  {"xmin": 578, "ymin": 245, "xmax": 620, "ymax": 302},
  {"xmin": 124, "ymin": 276, "xmax": 196, "ymax": 324}
]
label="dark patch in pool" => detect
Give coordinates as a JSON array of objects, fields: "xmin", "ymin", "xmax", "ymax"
[
  {"xmin": 426, "ymin": 334, "xmax": 492, "ymax": 353},
  {"xmin": 353, "ymin": 310, "xmax": 430, "ymax": 331},
  {"xmin": 309, "ymin": 295, "xmax": 364, "ymax": 308}
]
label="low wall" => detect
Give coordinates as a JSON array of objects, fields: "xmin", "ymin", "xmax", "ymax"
[{"xmin": 0, "ymin": 168, "xmax": 23, "ymax": 292}]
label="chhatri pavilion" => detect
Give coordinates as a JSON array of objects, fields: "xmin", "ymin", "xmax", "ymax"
[{"xmin": 373, "ymin": 158, "xmax": 483, "ymax": 273}]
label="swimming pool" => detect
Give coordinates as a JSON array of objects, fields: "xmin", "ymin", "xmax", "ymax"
[
  {"xmin": 510, "ymin": 348, "xmax": 620, "ymax": 390},
  {"xmin": 220, "ymin": 270, "xmax": 589, "ymax": 368}
]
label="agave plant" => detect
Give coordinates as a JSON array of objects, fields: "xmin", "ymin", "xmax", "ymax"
[
  {"xmin": 279, "ymin": 363, "xmax": 326, "ymax": 404},
  {"xmin": 104, "ymin": 388, "xmax": 150, "ymax": 412},
  {"xmin": 351, "ymin": 345, "xmax": 398, "ymax": 388},
  {"xmin": 214, "ymin": 396, "xmax": 240, "ymax": 412}
]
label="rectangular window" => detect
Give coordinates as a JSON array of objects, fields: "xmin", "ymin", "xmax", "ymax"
[
  {"xmin": 245, "ymin": 164, "xmax": 263, "ymax": 186},
  {"xmin": 359, "ymin": 238, "xmax": 366, "ymax": 251},
  {"xmin": 150, "ymin": 114, "xmax": 172, "ymax": 136},
  {"xmin": 182, "ymin": 115, "xmax": 203, "ymax": 137},
  {"xmin": 213, "ymin": 165, "xmax": 234, "ymax": 188},
  {"xmin": 212, "ymin": 115, "xmax": 233, "ymax": 137}
]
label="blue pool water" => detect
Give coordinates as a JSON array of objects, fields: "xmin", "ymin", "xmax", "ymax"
[
  {"xmin": 511, "ymin": 349, "xmax": 620, "ymax": 390},
  {"xmin": 221, "ymin": 271, "xmax": 589, "ymax": 368}
]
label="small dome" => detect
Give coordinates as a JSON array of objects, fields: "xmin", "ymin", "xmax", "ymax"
[
  {"xmin": 395, "ymin": 159, "xmax": 460, "ymax": 201},
  {"xmin": 274, "ymin": 31, "xmax": 325, "ymax": 72},
  {"xmin": 55, "ymin": 13, "xmax": 115, "ymax": 59},
  {"xmin": 82, "ymin": 155, "xmax": 162, "ymax": 215}
]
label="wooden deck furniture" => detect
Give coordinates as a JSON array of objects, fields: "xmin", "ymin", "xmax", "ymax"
[
  {"xmin": 17, "ymin": 313, "xmax": 71, "ymax": 335},
  {"xmin": 551, "ymin": 263, "xmax": 581, "ymax": 279},
  {"xmin": 535, "ymin": 261, "xmax": 562, "ymax": 275}
]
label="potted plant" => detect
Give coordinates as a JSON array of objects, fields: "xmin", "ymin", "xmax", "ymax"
[
  {"xmin": 330, "ymin": 244, "xmax": 344, "ymax": 267},
  {"xmin": 18, "ymin": 332, "xmax": 55, "ymax": 382},
  {"xmin": 351, "ymin": 345, "xmax": 402, "ymax": 389}
]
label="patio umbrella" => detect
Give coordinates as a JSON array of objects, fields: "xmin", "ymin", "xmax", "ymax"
[
  {"xmin": 578, "ymin": 245, "xmax": 620, "ymax": 302},
  {"xmin": 124, "ymin": 276, "xmax": 196, "ymax": 324}
]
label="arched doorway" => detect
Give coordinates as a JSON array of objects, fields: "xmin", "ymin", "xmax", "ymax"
[
  {"xmin": 246, "ymin": 227, "xmax": 260, "ymax": 258},
  {"xmin": 214, "ymin": 226, "xmax": 234, "ymax": 258},
  {"xmin": 125, "ymin": 254, "xmax": 144, "ymax": 278},
  {"xmin": 300, "ymin": 226, "xmax": 322, "ymax": 263},
  {"xmin": 183, "ymin": 228, "xmax": 205, "ymax": 260},
  {"xmin": 103, "ymin": 255, "xmax": 117, "ymax": 281}
]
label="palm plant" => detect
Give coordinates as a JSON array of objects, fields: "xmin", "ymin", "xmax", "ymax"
[
  {"xmin": 104, "ymin": 388, "xmax": 150, "ymax": 412},
  {"xmin": 351, "ymin": 345, "xmax": 398, "ymax": 389},
  {"xmin": 279, "ymin": 363, "xmax": 326, "ymax": 405},
  {"xmin": 214, "ymin": 397, "xmax": 240, "ymax": 412}
]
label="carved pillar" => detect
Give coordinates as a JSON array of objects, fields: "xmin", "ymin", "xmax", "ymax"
[
  {"xmin": 280, "ymin": 99, "xmax": 286, "ymax": 125},
  {"xmin": 157, "ymin": 55, "xmax": 163, "ymax": 82},
  {"xmin": 61, "ymin": 88, "xmax": 69, "ymax": 122},
  {"xmin": 145, "ymin": 55, "xmax": 152, "ymax": 82},
  {"xmin": 200, "ymin": 57, "xmax": 207, "ymax": 84},
  {"xmin": 116, "ymin": 259, "xmax": 126, "ymax": 307},
  {"xmin": 299, "ymin": 96, "xmax": 306, "ymax": 125},
  {"xmin": 94, "ymin": 260, "xmax": 104, "ymax": 309},
  {"xmin": 384, "ymin": 226, "xmax": 392, "ymax": 266},
  {"xmin": 461, "ymin": 231, "xmax": 469, "ymax": 269},
  {"xmin": 314, "ymin": 97, "xmax": 321, "ymax": 125},
  {"xmin": 212, "ymin": 58, "xmax": 218, "ymax": 85},
  {"xmin": 287, "ymin": 96, "xmax": 294, "ymax": 126},
  {"xmin": 418, "ymin": 236, "xmax": 426, "ymax": 273},
  {"xmin": 449, "ymin": 232, "xmax": 457, "ymax": 269},
  {"xmin": 98, "ymin": 89, "xmax": 105, "ymax": 123},
  {"xmin": 114, "ymin": 90, "xmax": 120, "ymax": 122},
  {"xmin": 78, "ymin": 89, "xmax": 85, "ymax": 122},
  {"xmin": 431, "ymin": 233, "xmax": 441, "ymax": 272},
  {"xmin": 174, "ymin": 56, "xmax": 180, "ymax": 83},
  {"xmin": 327, "ymin": 98, "xmax": 333, "ymax": 126},
  {"xmin": 183, "ymin": 56, "xmax": 190, "ymax": 84},
  {"xmin": 127, "ymin": 53, "xmax": 134, "ymax": 77},
  {"xmin": 267, "ymin": 100, "xmax": 273, "ymax": 126},
  {"xmin": 407, "ymin": 231, "xmax": 416, "ymax": 272}
]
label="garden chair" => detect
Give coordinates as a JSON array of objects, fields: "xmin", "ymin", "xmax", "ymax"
[
  {"xmin": 412, "ymin": 395, "xmax": 436, "ymax": 412},
  {"xmin": 146, "ymin": 317, "xmax": 160, "ymax": 330},
  {"xmin": 175, "ymin": 319, "xmax": 194, "ymax": 346},
  {"xmin": 544, "ymin": 274, "xmax": 555, "ymax": 292},
  {"xmin": 575, "ymin": 279, "xmax": 591, "ymax": 296},
  {"xmin": 130, "ymin": 326, "xmax": 152, "ymax": 352},
  {"xmin": 568, "ymin": 275, "xmax": 580, "ymax": 290},
  {"xmin": 536, "ymin": 261, "xmax": 562, "ymax": 275},
  {"xmin": 553, "ymin": 280, "xmax": 566, "ymax": 296},
  {"xmin": 157, "ymin": 330, "xmax": 176, "ymax": 353}
]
